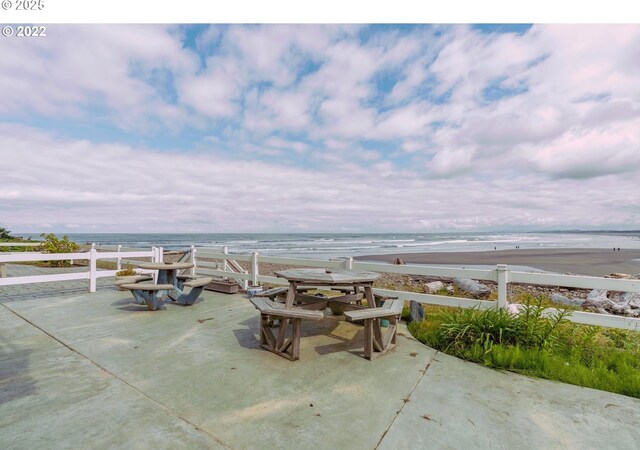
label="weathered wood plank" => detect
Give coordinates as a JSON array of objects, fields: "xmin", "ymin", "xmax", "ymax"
[
  {"xmin": 119, "ymin": 283, "xmax": 174, "ymax": 291},
  {"xmin": 344, "ymin": 301, "xmax": 403, "ymax": 321},
  {"xmin": 183, "ymin": 277, "xmax": 212, "ymax": 288},
  {"xmin": 383, "ymin": 324, "xmax": 396, "ymax": 349}
]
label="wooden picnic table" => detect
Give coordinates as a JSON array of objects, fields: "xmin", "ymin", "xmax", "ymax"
[
  {"xmin": 275, "ymin": 268, "xmax": 380, "ymax": 310},
  {"xmin": 136, "ymin": 261, "xmax": 193, "ymax": 285},
  {"xmin": 252, "ymin": 268, "xmax": 402, "ymax": 361},
  {"xmin": 121, "ymin": 262, "xmax": 211, "ymax": 310},
  {"xmin": 136, "ymin": 262, "xmax": 194, "ymax": 300}
]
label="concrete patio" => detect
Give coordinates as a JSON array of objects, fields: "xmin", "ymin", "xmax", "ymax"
[{"xmin": 1, "ymin": 272, "xmax": 639, "ymax": 449}]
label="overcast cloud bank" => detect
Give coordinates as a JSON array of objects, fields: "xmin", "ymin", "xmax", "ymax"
[{"xmin": 1, "ymin": 24, "xmax": 639, "ymax": 232}]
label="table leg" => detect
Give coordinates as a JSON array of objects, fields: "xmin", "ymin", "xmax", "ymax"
[
  {"xmin": 364, "ymin": 285, "xmax": 375, "ymax": 308},
  {"xmin": 285, "ymin": 282, "xmax": 297, "ymax": 308},
  {"xmin": 157, "ymin": 269, "xmax": 168, "ymax": 284},
  {"xmin": 169, "ymin": 269, "xmax": 178, "ymax": 287}
]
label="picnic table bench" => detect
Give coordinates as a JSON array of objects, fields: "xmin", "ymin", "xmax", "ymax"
[
  {"xmin": 255, "ymin": 286, "xmax": 312, "ymax": 301},
  {"xmin": 174, "ymin": 277, "xmax": 211, "ymax": 305},
  {"xmin": 345, "ymin": 298, "xmax": 404, "ymax": 360},
  {"xmin": 250, "ymin": 297, "xmax": 324, "ymax": 361}
]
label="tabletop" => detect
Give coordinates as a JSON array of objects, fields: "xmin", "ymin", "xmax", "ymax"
[
  {"xmin": 136, "ymin": 262, "xmax": 194, "ymax": 271},
  {"xmin": 275, "ymin": 268, "xmax": 379, "ymax": 284}
]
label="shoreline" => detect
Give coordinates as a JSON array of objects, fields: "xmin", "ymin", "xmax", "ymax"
[{"xmin": 355, "ymin": 248, "xmax": 640, "ymax": 277}]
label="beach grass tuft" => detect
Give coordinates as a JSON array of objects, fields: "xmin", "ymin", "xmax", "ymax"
[{"xmin": 409, "ymin": 296, "xmax": 640, "ymax": 398}]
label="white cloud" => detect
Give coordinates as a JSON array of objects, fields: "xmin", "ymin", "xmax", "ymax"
[
  {"xmin": 178, "ymin": 59, "xmax": 240, "ymax": 118},
  {"xmin": 0, "ymin": 25, "xmax": 197, "ymax": 130},
  {"xmin": 3, "ymin": 123, "xmax": 639, "ymax": 232},
  {"xmin": 2, "ymin": 25, "xmax": 640, "ymax": 231}
]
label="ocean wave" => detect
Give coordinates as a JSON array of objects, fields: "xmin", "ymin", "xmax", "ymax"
[{"xmin": 422, "ymin": 239, "xmax": 469, "ymax": 246}]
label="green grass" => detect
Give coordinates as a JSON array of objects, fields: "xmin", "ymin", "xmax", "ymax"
[{"xmin": 408, "ymin": 295, "xmax": 640, "ymax": 398}]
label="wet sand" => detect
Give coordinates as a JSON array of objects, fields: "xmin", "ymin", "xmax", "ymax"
[{"xmin": 355, "ymin": 248, "xmax": 640, "ymax": 277}]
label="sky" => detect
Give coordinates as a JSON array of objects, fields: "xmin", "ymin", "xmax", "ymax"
[{"xmin": 1, "ymin": 23, "xmax": 639, "ymax": 233}]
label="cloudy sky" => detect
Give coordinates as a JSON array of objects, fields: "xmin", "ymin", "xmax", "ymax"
[{"xmin": 1, "ymin": 24, "xmax": 639, "ymax": 233}]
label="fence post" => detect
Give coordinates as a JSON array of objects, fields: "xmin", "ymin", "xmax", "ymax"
[
  {"xmin": 151, "ymin": 247, "xmax": 158, "ymax": 282},
  {"xmin": 190, "ymin": 245, "xmax": 196, "ymax": 276},
  {"xmin": 117, "ymin": 244, "xmax": 122, "ymax": 271},
  {"xmin": 89, "ymin": 247, "xmax": 97, "ymax": 293},
  {"xmin": 250, "ymin": 252, "xmax": 259, "ymax": 286},
  {"xmin": 343, "ymin": 257, "xmax": 354, "ymax": 270},
  {"xmin": 497, "ymin": 264, "xmax": 508, "ymax": 309},
  {"xmin": 158, "ymin": 247, "xmax": 164, "ymax": 263},
  {"xmin": 223, "ymin": 246, "xmax": 229, "ymax": 272}
]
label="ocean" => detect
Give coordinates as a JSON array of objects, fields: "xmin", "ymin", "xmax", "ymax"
[{"xmin": 18, "ymin": 231, "xmax": 640, "ymax": 259}]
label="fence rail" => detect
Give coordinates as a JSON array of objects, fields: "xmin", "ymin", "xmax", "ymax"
[
  {"xmin": 0, "ymin": 242, "xmax": 42, "ymax": 247},
  {"xmin": 193, "ymin": 249, "xmax": 640, "ymax": 332},
  {"xmin": 2, "ymin": 244, "xmax": 639, "ymax": 332},
  {"xmin": 0, "ymin": 247, "xmax": 159, "ymax": 292}
]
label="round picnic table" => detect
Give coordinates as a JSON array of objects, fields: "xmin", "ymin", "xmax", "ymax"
[
  {"xmin": 275, "ymin": 268, "xmax": 380, "ymax": 309},
  {"xmin": 136, "ymin": 262, "xmax": 194, "ymax": 296}
]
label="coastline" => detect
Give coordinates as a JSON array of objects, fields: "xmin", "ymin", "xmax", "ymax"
[{"xmin": 355, "ymin": 248, "xmax": 640, "ymax": 277}]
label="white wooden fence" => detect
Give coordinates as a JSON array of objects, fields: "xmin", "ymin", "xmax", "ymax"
[
  {"xmin": 193, "ymin": 249, "xmax": 640, "ymax": 332},
  {"xmin": 0, "ymin": 247, "xmax": 160, "ymax": 292},
  {"xmin": 2, "ymin": 244, "xmax": 639, "ymax": 331}
]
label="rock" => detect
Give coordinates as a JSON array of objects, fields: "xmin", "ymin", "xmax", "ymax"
[
  {"xmin": 506, "ymin": 303, "xmax": 520, "ymax": 315},
  {"xmin": 424, "ymin": 281, "xmax": 445, "ymax": 294},
  {"xmin": 409, "ymin": 300, "xmax": 424, "ymax": 323},
  {"xmin": 583, "ymin": 289, "xmax": 640, "ymax": 316},
  {"xmin": 608, "ymin": 292, "xmax": 640, "ymax": 315},
  {"xmin": 622, "ymin": 292, "xmax": 640, "ymax": 309},
  {"xmin": 607, "ymin": 273, "xmax": 632, "ymax": 279},
  {"xmin": 446, "ymin": 285, "xmax": 454, "ymax": 293},
  {"xmin": 551, "ymin": 293, "xmax": 584, "ymax": 307},
  {"xmin": 393, "ymin": 258, "xmax": 405, "ymax": 265},
  {"xmin": 587, "ymin": 289, "xmax": 608, "ymax": 302},
  {"xmin": 453, "ymin": 278, "xmax": 491, "ymax": 298}
]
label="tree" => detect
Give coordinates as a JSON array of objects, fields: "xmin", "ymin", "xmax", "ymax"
[{"xmin": 0, "ymin": 226, "xmax": 12, "ymax": 240}]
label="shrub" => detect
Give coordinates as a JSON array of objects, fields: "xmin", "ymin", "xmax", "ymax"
[
  {"xmin": 432, "ymin": 295, "xmax": 571, "ymax": 355},
  {"xmin": 38, "ymin": 233, "xmax": 80, "ymax": 267},
  {"xmin": 408, "ymin": 297, "xmax": 640, "ymax": 398},
  {"xmin": 0, "ymin": 226, "xmax": 13, "ymax": 240},
  {"xmin": 115, "ymin": 265, "xmax": 138, "ymax": 277}
]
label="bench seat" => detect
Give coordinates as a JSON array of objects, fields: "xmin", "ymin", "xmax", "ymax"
[
  {"xmin": 255, "ymin": 287, "xmax": 288, "ymax": 298},
  {"xmin": 119, "ymin": 283, "xmax": 174, "ymax": 291},
  {"xmin": 173, "ymin": 277, "xmax": 212, "ymax": 305},
  {"xmin": 255, "ymin": 286, "xmax": 313, "ymax": 302},
  {"xmin": 344, "ymin": 299, "xmax": 404, "ymax": 360},
  {"xmin": 177, "ymin": 274, "xmax": 198, "ymax": 280},
  {"xmin": 250, "ymin": 297, "xmax": 323, "ymax": 361},
  {"xmin": 183, "ymin": 277, "xmax": 212, "ymax": 288}
]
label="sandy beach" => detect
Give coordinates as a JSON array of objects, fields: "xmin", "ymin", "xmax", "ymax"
[{"xmin": 356, "ymin": 248, "xmax": 640, "ymax": 277}]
